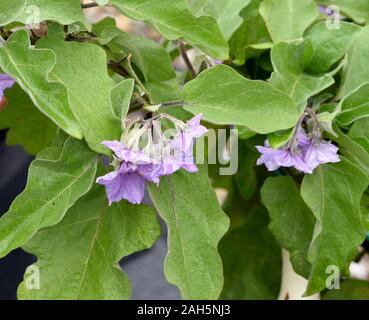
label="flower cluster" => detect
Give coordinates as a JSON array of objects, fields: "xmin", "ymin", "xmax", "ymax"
[
  {"xmin": 97, "ymin": 114, "xmax": 207, "ymax": 204},
  {"xmin": 256, "ymin": 126, "xmax": 340, "ymax": 174}
]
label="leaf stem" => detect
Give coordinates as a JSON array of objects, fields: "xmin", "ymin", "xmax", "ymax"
[
  {"xmin": 81, "ymin": 2, "xmax": 100, "ymax": 9},
  {"xmin": 178, "ymin": 40, "xmax": 197, "ymax": 79}
]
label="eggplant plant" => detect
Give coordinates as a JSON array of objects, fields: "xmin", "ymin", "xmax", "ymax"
[{"xmin": 0, "ymin": 0, "xmax": 369, "ymax": 300}]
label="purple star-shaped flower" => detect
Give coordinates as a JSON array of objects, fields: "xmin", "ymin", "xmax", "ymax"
[
  {"xmin": 256, "ymin": 126, "xmax": 340, "ymax": 174},
  {"xmin": 97, "ymin": 114, "xmax": 208, "ymax": 205},
  {"xmin": 0, "ymin": 74, "xmax": 15, "ymax": 99}
]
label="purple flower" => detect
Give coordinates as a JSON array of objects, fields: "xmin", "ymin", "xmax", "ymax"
[
  {"xmin": 318, "ymin": 5, "xmax": 327, "ymax": 14},
  {"xmin": 304, "ymin": 141, "xmax": 340, "ymax": 171},
  {"xmin": 96, "ymin": 142, "xmax": 162, "ymax": 204},
  {"xmin": 97, "ymin": 114, "xmax": 208, "ymax": 205},
  {"xmin": 256, "ymin": 127, "xmax": 340, "ymax": 174},
  {"xmin": 256, "ymin": 141, "xmax": 313, "ymax": 174},
  {"xmin": 0, "ymin": 74, "xmax": 15, "ymax": 99}
]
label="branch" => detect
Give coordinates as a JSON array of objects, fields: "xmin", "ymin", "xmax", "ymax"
[
  {"xmin": 178, "ymin": 40, "xmax": 197, "ymax": 79},
  {"xmin": 81, "ymin": 2, "xmax": 100, "ymax": 9}
]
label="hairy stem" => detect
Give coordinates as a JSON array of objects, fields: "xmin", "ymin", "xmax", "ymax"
[{"xmin": 178, "ymin": 40, "xmax": 197, "ymax": 79}]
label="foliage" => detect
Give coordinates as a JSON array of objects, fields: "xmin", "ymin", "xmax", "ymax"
[{"xmin": 0, "ymin": 0, "xmax": 368, "ymax": 300}]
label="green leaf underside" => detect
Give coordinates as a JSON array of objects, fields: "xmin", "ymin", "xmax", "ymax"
[
  {"xmin": 184, "ymin": 65, "xmax": 299, "ymax": 133},
  {"xmin": 148, "ymin": 166, "xmax": 230, "ymax": 299},
  {"xmin": 339, "ymin": 26, "xmax": 369, "ymax": 98},
  {"xmin": 0, "ymin": 30, "xmax": 82, "ymax": 138},
  {"xmin": 301, "ymin": 159, "xmax": 369, "ymax": 295},
  {"xmin": 37, "ymin": 27, "xmax": 122, "ymax": 154},
  {"xmin": 110, "ymin": 79, "xmax": 135, "ymax": 120},
  {"xmin": 0, "ymin": 84, "xmax": 57, "ymax": 155},
  {"xmin": 337, "ymin": 83, "xmax": 369, "ymax": 126},
  {"xmin": 261, "ymin": 176, "xmax": 315, "ymax": 278},
  {"xmin": 260, "ymin": 0, "xmax": 319, "ymax": 43},
  {"xmin": 0, "ymin": 0, "xmax": 87, "ymax": 26},
  {"xmin": 349, "ymin": 118, "xmax": 369, "ymax": 153},
  {"xmin": 332, "ymin": 125, "xmax": 369, "ymax": 176},
  {"xmin": 111, "ymin": 0, "xmax": 228, "ymax": 60},
  {"xmin": 0, "ymin": 137, "xmax": 98, "ymax": 259},
  {"xmin": 18, "ymin": 187, "xmax": 161, "ymax": 300},
  {"xmin": 220, "ymin": 208, "xmax": 282, "ymax": 300}
]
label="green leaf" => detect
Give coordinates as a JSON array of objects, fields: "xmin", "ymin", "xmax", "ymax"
[
  {"xmin": 0, "ymin": 136, "xmax": 98, "ymax": 259},
  {"xmin": 267, "ymin": 128, "xmax": 294, "ymax": 149},
  {"xmin": 111, "ymin": 0, "xmax": 228, "ymax": 60},
  {"xmin": 37, "ymin": 28, "xmax": 122, "ymax": 154},
  {"xmin": 306, "ymin": 22, "xmax": 361, "ymax": 74},
  {"xmin": 349, "ymin": 118, "xmax": 369, "ymax": 153},
  {"xmin": 0, "ymin": 30, "xmax": 82, "ymax": 139},
  {"xmin": 301, "ymin": 159, "xmax": 369, "ymax": 295},
  {"xmin": 270, "ymin": 39, "xmax": 334, "ymax": 110},
  {"xmin": 188, "ymin": 0, "xmax": 251, "ymax": 40},
  {"xmin": 229, "ymin": 0, "xmax": 271, "ymax": 65},
  {"xmin": 322, "ymin": 279, "xmax": 369, "ymax": 300},
  {"xmin": 317, "ymin": 0, "xmax": 369, "ymax": 24},
  {"xmin": 330, "ymin": 125, "xmax": 369, "ymax": 175},
  {"xmin": 261, "ymin": 176, "xmax": 315, "ymax": 278},
  {"xmin": 0, "ymin": 84, "xmax": 56, "ymax": 155},
  {"xmin": 235, "ymin": 142, "xmax": 258, "ymax": 202},
  {"xmin": 260, "ymin": 0, "xmax": 319, "ymax": 43},
  {"xmin": 148, "ymin": 166, "xmax": 230, "ymax": 299},
  {"xmin": 0, "ymin": 0, "xmax": 87, "ymax": 26},
  {"xmin": 337, "ymin": 83, "xmax": 369, "ymax": 126},
  {"xmin": 183, "ymin": 65, "xmax": 299, "ymax": 134},
  {"xmin": 220, "ymin": 208, "xmax": 282, "ymax": 300},
  {"xmin": 110, "ymin": 79, "xmax": 135, "ymax": 120},
  {"xmin": 96, "ymin": 19, "xmax": 180, "ymax": 103},
  {"xmin": 18, "ymin": 187, "xmax": 160, "ymax": 300},
  {"xmin": 339, "ymin": 26, "xmax": 369, "ymax": 98},
  {"xmin": 0, "ymin": 0, "xmax": 24, "ymax": 26}
]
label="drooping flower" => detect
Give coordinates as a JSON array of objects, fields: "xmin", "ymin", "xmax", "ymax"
[
  {"xmin": 256, "ymin": 126, "xmax": 312, "ymax": 173},
  {"xmin": 97, "ymin": 114, "xmax": 208, "ymax": 205},
  {"xmin": 256, "ymin": 125, "xmax": 340, "ymax": 174},
  {"xmin": 96, "ymin": 142, "xmax": 162, "ymax": 204},
  {"xmin": 171, "ymin": 114, "xmax": 208, "ymax": 173},
  {"xmin": 304, "ymin": 140, "xmax": 340, "ymax": 171},
  {"xmin": 0, "ymin": 74, "xmax": 15, "ymax": 99}
]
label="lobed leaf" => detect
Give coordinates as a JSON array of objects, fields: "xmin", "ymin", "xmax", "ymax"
[
  {"xmin": 0, "ymin": 137, "xmax": 98, "ymax": 259},
  {"xmin": 111, "ymin": 0, "xmax": 229, "ymax": 59},
  {"xmin": 0, "ymin": 30, "xmax": 82, "ymax": 139},
  {"xmin": 37, "ymin": 27, "xmax": 122, "ymax": 154},
  {"xmin": 148, "ymin": 166, "xmax": 230, "ymax": 299},
  {"xmin": 301, "ymin": 159, "xmax": 369, "ymax": 295},
  {"xmin": 18, "ymin": 187, "xmax": 161, "ymax": 300}
]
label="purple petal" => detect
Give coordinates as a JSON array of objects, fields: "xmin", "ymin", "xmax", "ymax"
[
  {"xmin": 0, "ymin": 74, "xmax": 15, "ymax": 99},
  {"xmin": 304, "ymin": 141, "xmax": 340, "ymax": 170},
  {"xmin": 96, "ymin": 169, "xmax": 146, "ymax": 205},
  {"xmin": 101, "ymin": 140, "xmax": 125, "ymax": 157}
]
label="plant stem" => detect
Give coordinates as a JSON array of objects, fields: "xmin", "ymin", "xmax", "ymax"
[
  {"xmin": 178, "ymin": 40, "xmax": 197, "ymax": 79},
  {"xmin": 81, "ymin": 2, "xmax": 100, "ymax": 9}
]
